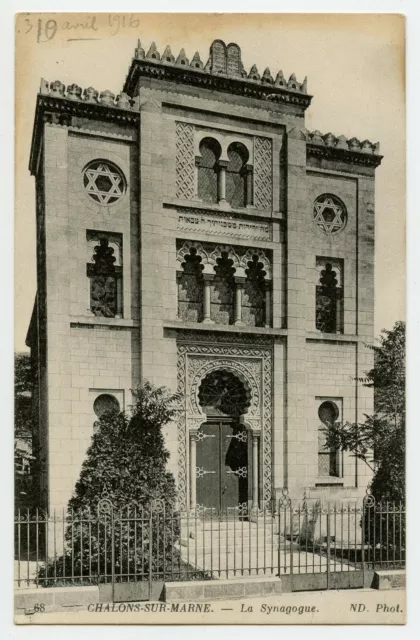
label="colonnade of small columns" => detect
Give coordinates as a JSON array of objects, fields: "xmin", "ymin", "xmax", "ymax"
[
  {"xmin": 176, "ymin": 242, "xmax": 272, "ymax": 328},
  {"xmin": 213, "ymin": 159, "xmax": 254, "ymax": 207},
  {"xmin": 197, "ymin": 274, "xmax": 271, "ymax": 327}
]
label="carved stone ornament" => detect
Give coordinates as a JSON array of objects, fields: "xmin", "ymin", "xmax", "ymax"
[
  {"xmin": 125, "ymin": 39, "xmax": 310, "ymax": 109},
  {"xmin": 176, "ymin": 122, "xmax": 195, "ymax": 200},
  {"xmin": 177, "ymin": 341, "xmax": 272, "ymax": 510},
  {"xmin": 83, "ymin": 161, "xmax": 126, "ymax": 205},
  {"xmin": 307, "ymin": 129, "xmax": 383, "ymax": 167},
  {"xmin": 176, "ymin": 240, "xmax": 272, "ymax": 280},
  {"xmin": 313, "ymin": 194, "xmax": 347, "ymax": 235},
  {"xmin": 254, "ymin": 137, "xmax": 273, "ymax": 210}
]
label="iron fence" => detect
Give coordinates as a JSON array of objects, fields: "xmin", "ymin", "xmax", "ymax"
[{"xmin": 14, "ymin": 493, "xmax": 405, "ymax": 596}]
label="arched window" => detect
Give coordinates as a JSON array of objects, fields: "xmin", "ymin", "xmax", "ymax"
[
  {"xmin": 177, "ymin": 247, "xmax": 204, "ymax": 322},
  {"xmin": 197, "ymin": 138, "xmax": 221, "ymax": 204},
  {"xmin": 211, "ymin": 251, "xmax": 236, "ymax": 325},
  {"xmin": 226, "ymin": 142, "xmax": 249, "ymax": 208},
  {"xmin": 87, "ymin": 235, "xmax": 123, "ymax": 318},
  {"xmin": 93, "ymin": 393, "xmax": 120, "ymax": 435},
  {"xmin": 198, "ymin": 370, "xmax": 250, "ymax": 417},
  {"xmin": 242, "ymin": 254, "xmax": 267, "ymax": 327},
  {"xmin": 315, "ymin": 260, "xmax": 343, "ymax": 333},
  {"xmin": 318, "ymin": 400, "xmax": 340, "ymax": 477}
]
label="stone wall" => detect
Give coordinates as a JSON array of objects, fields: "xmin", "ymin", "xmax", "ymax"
[
  {"xmin": 31, "ymin": 45, "xmax": 378, "ymax": 510},
  {"xmin": 41, "ymin": 124, "xmax": 141, "ymax": 509}
]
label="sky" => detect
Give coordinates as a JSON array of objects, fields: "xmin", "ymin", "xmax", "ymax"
[{"xmin": 14, "ymin": 13, "xmax": 405, "ymax": 351}]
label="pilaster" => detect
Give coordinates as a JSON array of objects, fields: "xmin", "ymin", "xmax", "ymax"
[{"xmin": 284, "ymin": 130, "xmax": 311, "ymax": 497}]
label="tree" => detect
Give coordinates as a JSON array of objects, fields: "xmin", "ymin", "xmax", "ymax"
[
  {"xmin": 15, "ymin": 352, "xmax": 33, "ymax": 439},
  {"xmin": 69, "ymin": 382, "xmax": 179, "ymax": 510},
  {"xmin": 323, "ymin": 321, "xmax": 405, "ymax": 503},
  {"xmin": 15, "ymin": 352, "xmax": 35, "ymax": 507},
  {"xmin": 39, "ymin": 382, "xmax": 182, "ymax": 585}
]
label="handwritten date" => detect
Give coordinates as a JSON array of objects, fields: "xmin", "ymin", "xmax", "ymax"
[{"xmin": 21, "ymin": 14, "xmax": 141, "ymax": 42}]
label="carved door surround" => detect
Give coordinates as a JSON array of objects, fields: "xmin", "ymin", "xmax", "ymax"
[{"xmin": 177, "ymin": 337, "xmax": 273, "ymax": 512}]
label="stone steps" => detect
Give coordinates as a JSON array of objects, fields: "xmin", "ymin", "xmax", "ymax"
[
  {"xmin": 182, "ymin": 527, "xmax": 278, "ymax": 540},
  {"xmin": 199, "ymin": 518, "xmax": 277, "ymax": 530},
  {"xmin": 181, "ymin": 532, "xmax": 300, "ymax": 553},
  {"xmin": 181, "ymin": 532, "xmax": 280, "ymax": 548},
  {"xmin": 180, "ymin": 549, "xmax": 356, "ymax": 577},
  {"xmin": 181, "ymin": 518, "xmax": 279, "ymax": 537}
]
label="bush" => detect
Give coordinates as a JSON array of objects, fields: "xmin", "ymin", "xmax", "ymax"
[{"xmin": 38, "ymin": 382, "xmax": 182, "ymax": 585}]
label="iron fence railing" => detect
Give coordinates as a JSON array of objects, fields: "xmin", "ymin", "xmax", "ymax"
[{"xmin": 14, "ymin": 493, "xmax": 405, "ymax": 593}]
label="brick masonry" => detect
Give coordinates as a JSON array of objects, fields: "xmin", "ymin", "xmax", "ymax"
[{"xmin": 27, "ymin": 39, "xmax": 380, "ymax": 511}]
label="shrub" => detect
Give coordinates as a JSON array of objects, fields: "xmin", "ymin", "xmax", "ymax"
[{"xmin": 38, "ymin": 382, "xmax": 182, "ymax": 585}]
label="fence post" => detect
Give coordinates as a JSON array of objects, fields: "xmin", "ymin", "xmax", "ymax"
[
  {"xmin": 148, "ymin": 509, "xmax": 153, "ymax": 601},
  {"xmin": 290, "ymin": 500, "xmax": 294, "ymax": 591},
  {"xmin": 362, "ymin": 492, "xmax": 375, "ymax": 586},
  {"xmin": 361, "ymin": 505, "xmax": 365, "ymax": 589},
  {"xmin": 326, "ymin": 505, "xmax": 330, "ymax": 590},
  {"xmin": 98, "ymin": 496, "xmax": 115, "ymax": 601},
  {"xmin": 149, "ymin": 500, "xmax": 165, "ymax": 600},
  {"xmin": 278, "ymin": 488, "xmax": 291, "ymax": 581},
  {"xmin": 111, "ymin": 509, "xmax": 115, "ymax": 603},
  {"xmin": 277, "ymin": 500, "xmax": 281, "ymax": 577}
]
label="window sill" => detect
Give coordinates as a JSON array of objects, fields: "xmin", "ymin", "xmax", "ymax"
[
  {"xmin": 306, "ymin": 331, "xmax": 359, "ymax": 343},
  {"xmin": 314, "ymin": 477, "xmax": 344, "ymax": 486},
  {"xmin": 163, "ymin": 319, "xmax": 287, "ymax": 337},
  {"xmin": 163, "ymin": 197, "xmax": 280, "ymax": 220},
  {"xmin": 70, "ymin": 316, "xmax": 139, "ymax": 329}
]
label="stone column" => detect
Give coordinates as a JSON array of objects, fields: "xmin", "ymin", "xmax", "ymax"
[
  {"xmin": 336, "ymin": 289, "xmax": 343, "ymax": 334},
  {"xmin": 217, "ymin": 160, "xmax": 228, "ymax": 204},
  {"xmin": 234, "ymin": 277, "xmax": 245, "ymax": 325},
  {"xmin": 252, "ymin": 433, "xmax": 260, "ymax": 510},
  {"xmin": 189, "ymin": 431, "xmax": 198, "ymax": 511},
  {"xmin": 115, "ymin": 276, "xmax": 123, "ymax": 319},
  {"xmin": 176, "ymin": 272, "xmax": 182, "ymax": 318},
  {"xmin": 245, "ymin": 165, "xmax": 254, "ymax": 207},
  {"xmin": 265, "ymin": 282, "xmax": 272, "ymax": 328},
  {"xmin": 202, "ymin": 275, "xmax": 214, "ymax": 324}
]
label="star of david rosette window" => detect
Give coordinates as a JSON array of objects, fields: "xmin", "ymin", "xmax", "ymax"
[
  {"xmin": 313, "ymin": 194, "xmax": 347, "ymax": 235},
  {"xmin": 83, "ymin": 160, "xmax": 126, "ymax": 205}
]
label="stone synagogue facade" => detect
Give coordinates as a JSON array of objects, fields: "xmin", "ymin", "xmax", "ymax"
[{"xmin": 26, "ymin": 39, "xmax": 382, "ymax": 513}]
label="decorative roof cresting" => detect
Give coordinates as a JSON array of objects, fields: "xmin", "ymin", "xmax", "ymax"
[
  {"xmin": 133, "ymin": 38, "xmax": 308, "ymax": 94},
  {"xmin": 39, "ymin": 78, "xmax": 141, "ymax": 111},
  {"xmin": 307, "ymin": 129, "xmax": 380, "ymax": 156}
]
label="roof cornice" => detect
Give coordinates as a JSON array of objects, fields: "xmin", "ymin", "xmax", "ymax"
[
  {"xmin": 307, "ymin": 143, "xmax": 383, "ymax": 168},
  {"xmin": 29, "ymin": 82, "xmax": 140, "ymax": 175},
  {"xmin": 123, "ymin": 58, "xmax": 313, "ymax": 112}
]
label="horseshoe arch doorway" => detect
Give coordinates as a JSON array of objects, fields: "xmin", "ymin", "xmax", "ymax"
[{"xmin": 195, "ymin": 370, "xmax": 251, "ymax": 514}]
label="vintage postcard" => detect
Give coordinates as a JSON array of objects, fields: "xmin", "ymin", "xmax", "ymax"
[{"xmin": 14, "ymin": 12, "xmax": 406, "ymax": 625}]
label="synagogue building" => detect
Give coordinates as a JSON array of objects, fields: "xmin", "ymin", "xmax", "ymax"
[{"xmin": 26, "ymin": 38, "xmax": 382, "ymax": 513}]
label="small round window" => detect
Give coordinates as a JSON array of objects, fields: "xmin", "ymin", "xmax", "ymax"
[
  {"xmin": 313, "ymin": 194, "xmax": 347, "ymax": 235},
  {"xmin": 318, "ymin": 401, "xmax": 339, "ymax": 426},
  {"xmin": 83, "ymin": 161, "xmax": 126, "ymax": 205},
  {"xmin": 93, "ymin": 394, "xmax": 120, "ymax": 418}
]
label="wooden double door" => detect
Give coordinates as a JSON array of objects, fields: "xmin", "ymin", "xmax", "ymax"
[{"xmin": 196, "ymin": 420, "xmax": 249, "ymax": 513}]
